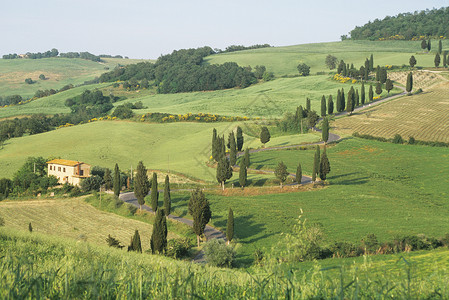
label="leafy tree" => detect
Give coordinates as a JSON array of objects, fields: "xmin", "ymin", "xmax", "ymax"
[
  {"xmin": 112, "ymin": 105, "xmax": 134, "ymax": 119},
  {"xmin": 238, "ymin": 157, "xmax": 247, "ymax": 189},
  {"xmin": 319, "ymin": 147, "xmax": 331, "ymax": 180},
  {"xmin": 80, "ymin": 175, "xmax": 102, "ymax": 192},
  {"xmin": 439, "ymin": 39, "xmax": 443, "ymax": 54},
  {"xmin": 297, "ymin": 63, "xmax": 310, "ymax": 76},
  {"xmin": 307, "ymin": 111, "xmax": 319, "ymax": 128},
  {"xmin": 322, "ymin": 117, "xmax": 329, "ymax": 143},
  {"xmin": 406, "ymin": 72, "xmax": 413, "ymax": 94},
  {"xmin": 393, "ymin": 134, "xmax": 404, "ymax": 144},
  {"xmin": 325, "ymin": 54, "xmax": 338, "ymax": 69},
  {"xmin": 320, "ymin": 95, "xmax": 326, "ymax": 117},
  {"xmin": 128, "ymin": 229, "xmax": 142, "ymax": 253},
  {"xmin": 151, "ymin": 208, "xmax": 167, "ymax": 254},
  {"xmin": 296, "ymin": 162, "xmax": 302, "ymax": 184},
  {"xmin": 150, "ymin": 173, "xmax": 159, "ymax": 212},
  {"xmin": 369, "ymin": 85, "xmax": 374, "ymax": 102},
  {"xmin": 262, "ymin": 71, "xmax": 274, "ymax": 81},
  {"xmin": 409, "ymin": 55, "xmax": 417, "ymax": 68},
  {"xmin": 226, "ymin": 208, "xmax": 234, "ymax": 244},
  {"xmin": 164, "ymin": 175, "xmax": 171, "ymax": 216},
  {"xmin": 435, "ymin": 53, "xmax": 441, "ymax": 67},
  {"xmin": 134, "ymin": 161, "xmax": 150, "ymax": 211},
  {"xmin": 254, "ymin": 65, "xmax": 266, "ymax": 79},
  {"xmin": 385, "ymin": 79, "xmax": 393, "ymax": 95},
  {"xmin": 375, "ymin": 82, "xmax": 382, "ymax": 95},
  {"xmin": 188, "ymin": 188, "xmax": 212, "ymax": 247},
  {"xmin": 104, "ymin": 168, "xmax": 113, "ymax": 190},
  {"xmin": 113, "ymin": 163, "xmax": 121, "ymax": 197},
  {"xmin": 421, "ymin": 40, "xmax": 427, "ymax": 50},
  {"xmin": 260, "ymin": 126, "xmax": 270, "ymax": 146},
  {"xmin": 275, "ymin": 161, "xmax": 289, "ymax": 188},
  {"xmin": 327, "ymin": 95, "xmax": 334, "ymax": 115},
  {"xmin": 229, "ymin": 132, "xmax": 237, "ymax": 166},
  {"xmin": 361, "ymin": 82, "xmax": 365, "ymax": 104},
  {"xmin": 236, "ymin": 126, "xmax": 244, "ymax": 151},
  {"xmin": 216, "ymin": 156, "xmax": 232, "ymax": 190}
]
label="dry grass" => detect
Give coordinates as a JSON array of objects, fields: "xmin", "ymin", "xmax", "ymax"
[
  {"xmin": 333, "ymin": 81, "xmax": 449, "ymax": 142},
  {"xmin": 388, "ymin": 70, "xmax": 446, "ymax": 90},
  {"xmin": 0, "ymin": 197, "xmax": 177, "ymax": 251},
  {"xmin": 208, "ymin": 182, "xmax": 326, "ymax": 197}
]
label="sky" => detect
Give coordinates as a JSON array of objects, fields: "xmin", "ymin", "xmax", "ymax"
[{"xmin": 1, "ymin": 0, "xmax": 447, "ymax": 59}]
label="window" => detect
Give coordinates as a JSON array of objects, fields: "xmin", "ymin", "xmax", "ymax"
[
  {"xmin": 58, "ymin": 167, "xmax": 61, "ymax": 171},
  {"xmin": 50, "ymin": 166, "xmax": 52, "ymax": 171},
  {"xmin": 63, "ymin": 168, "xmax": 66, "ymax": 172}
]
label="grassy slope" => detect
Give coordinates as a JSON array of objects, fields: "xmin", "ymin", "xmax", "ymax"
[
  {"xmin": 0, "ymin": 57, "xmax": 146, "ymax": 98},
  {"xmin": 205, "ymin": 40, "xmax": 449, "ymax": 76},
  {"xmin": 0, "ymin": 197, "xmax": 179, "ymax": 251},
  {"xmin": 0, "ymin": 120, "xmax": 319, "ymax": 181},
  {"xmin": 169, "ymin": 138, "xmax": 449, "ymax": 263}
]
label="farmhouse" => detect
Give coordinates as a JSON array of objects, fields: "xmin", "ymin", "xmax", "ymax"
[{"xmin": 47, "ymin": 159, "xmax": 91, "ymax": 186}]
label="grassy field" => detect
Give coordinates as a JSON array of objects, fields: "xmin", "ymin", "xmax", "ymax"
[
  {"xmin": 333, "ymin": 81, "xmax": 449, "ymax": 142},
  {"xmin": 168, "ymin": 137, "xmax": 449, "ymax": 264},
  {"xmin": 205, "ymin": 40, "xmax": 449, "ymax": 76},
  {"xmin": 0, "ymin": 120, "xmax": 318, "ymax": 181},
  {"xmin": 0, "ymin": 197, "xmax": 180, "ymax": 251}
]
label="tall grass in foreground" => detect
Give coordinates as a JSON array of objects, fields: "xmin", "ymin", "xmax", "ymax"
[{"xmin": 1, "ymin": 229, "xmax": 449, "ymax": 298}]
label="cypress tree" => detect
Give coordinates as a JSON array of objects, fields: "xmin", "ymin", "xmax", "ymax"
[
  {"xmin": 369, "ymin": 85, "xmax": 374, "ymax": 102},
  {"xmin": 212, "ymin": 128, "xmax": 218, "ymax": 161},
  {"xmin": 427, "ymin": 39, "xmax": 431, "ymax": 51},
  {"xmin": 150, "ymin": 173, "xmax": 159, "ymax": 212},
  {"xmin": 369, "ymin": 54, "xmax": 374, "ymax": 71},
  {"xmin": 134, "ymin": 161, "xmax": 150, "ymax": 211},
  {"xmin": 260, "ymin": 126, "xmax": 270, "ymax": 146},
  {"xmin": 322, "ymin": 117, "xmax": 329, "ymax": 143},
  {"xmin": 319, "ymin": 147, "xmax": 331, "ymax": 180},
  {"xmin": 104, "ymin": 168, "xmax": 113, "ymax": 190},
  {"xmin": 435, "ymin": 53, "xmax": 441, "ymax": 67},
  {"xmin": 236, "ymin": 126, "xmax": 244, "ymax": 151},
  {"xmin": 28, "ymin": 222, "xmax": 33, "ymax": 232},
  {"xmin": 163, "ymin": 175, "xmax": 171, "ymax": 216},
  {"xmin": 341, "ymin": 88, "xmax": 346, "ymax": 111},
  {"xmin": 306, "ymin": 98, "xmax": 311, "ymax": 111},
  {"xmin": 216, "ymin": 155, "xmax": 232, "ymax": 190},
  {"xmin": 226, "ymin": 208, "xmax": 234, "ymax": 244},
  {"xmin": 113, "ymin": 163, "xmax": 121, "ymax": 197},
  {"xmin": 375, "ymin": 82, "xmax": 382, "ymax": 95},
  {"xmin": 327, "ymin": 95, "xmax": 334, "ymax": 115},
  {"xmin": 244, "ymin": 148, "xmax": 250, "ymax": 169},
  {"xmin": 409, "ymin": 55, "xmax": 417, "ymax": 68},
  {"xmin": 364, "ymin": 59, "xmax": 370, "ymax": 80},
  {"xmin": 315, "ymin": 145, "xmax": 320, "ymax": 177},
  {"xmin": 443, "ymin": 52, "xmax": 447, "ymax": 67},
  {"xmin": 380, "ymin": 68, "xmax": 387, "ymax": 84},
  {"xmin": 406, "ymin": 72, "xmax": 413, "ymax": 94},
  {"xmin": 188, "ymin": 188, "xmax": 211, "ymax": 247},
  {"xmin": 361, "ymin": 82, "xmax": 365, "ymax": 104},
  {"xmin": 312, "ymin": 153, "xmax": 317, "ymax": 182},
  {"xmin": 355, "ymin": 89, "xmax": 360, "ymax": 107},
  {"xmin": 336, "ymin": 89, "xmax": 342, "ymax": 112},
  {"xmin": 320, "ymin": 95, "xmax": 326, "ymax": 117},
  {"xmin": 129, "ymin": 230, "xmax": 142, "ymax": 253},
  {"xmin": 421, "ymin": 39, "xmax": 427, "ymax": 50},
  {"xmin": 375, "ymin": 65, "xmax": 380, "ymax": 82},
  {"xmin": 151, "ymin": 208, "xmax": 167, "ymax": 254},
  {"xmin": 239, "ymin": 157, "xmax": 247, "ymax": 189},
  {"xmin": 296, "ymin": 162, "xmax": 302, "ymax": 184},
  {"xmin": 229, "ymin": 131, "xmax": 237, "ymax": 166},
  {"xmin": 438, "ymin": 40, "xmax": 442, "ymax": 54},
  {"xmin": 346, "ymin": 87, "xmax": 354, "ymax": 114},
  {"xmin": 385, "ymin": 79, "xmax": 393, "ymax": 95}
]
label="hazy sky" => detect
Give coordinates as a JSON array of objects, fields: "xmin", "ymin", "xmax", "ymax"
[{"xmin": 1, "ymin": 0, "xmax": 447, "ymax": 59}]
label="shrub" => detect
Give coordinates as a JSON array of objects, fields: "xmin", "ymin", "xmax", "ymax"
[
  {"xmin": 166, "ymin": 238, "xmax": 191, "ymax": 259},
  {"xmin": 25, "ymin": 78, "xmax": 34, "ymax": 84},
  {"xmin": 408, "ymin": 136, "xmax": 416, "ymax": 145},
  {"xmin": 204, "ymin": 239, "xmax": 235, "ymax": 268},
  {"xmin": 106, "ymin": 234, "xmax": 124, "ymax": 249},
  {"xmin": 329, "ymin": 241, "xmax": 361, "ymax": 258},
  {"xmin": 127, "ymin": 203, "xmax": 137, "ymax": 215},
  {"xmin": 69, "ymin": 186, "xmax": 82, "ymax": 197},
  {"xmin": 362, "ymin": 233, "xmax": 379, "ymax": 254},
  {"xmin": 80, "ymin": 175, "xmax": 102, "ymax": 192},
  {"xmin": 392, "ymin": 134, "xmax": 404, "ymax": 144}
]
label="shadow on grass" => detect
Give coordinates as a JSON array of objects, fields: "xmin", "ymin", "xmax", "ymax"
[
  {"xmin": 171, "ymin": 193, "xmax": 190, "ymax": 218},
  {"xmin": 215, "ymin": 214, "xmax": 273, "ymax": 244}
]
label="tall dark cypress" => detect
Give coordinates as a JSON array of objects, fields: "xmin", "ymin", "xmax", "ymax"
[
  {"xmin": 361, "ymin": 82, "xmax": 365, "ymax": 104},
  {"xmin": 320, "ymin": 95, "xmax": 326, "ymax": 117},
  {"xmin": 435, "ymin": 53, "xmax": 441, "ymax": 68},
  {"xmin": 236, "ymin": 126, "xmax": 244, "ymax": 151},
  {"xmin": 163, "ymin": 175, "xmax": 171, "ymax": 216},
  {"xmin": 319, "ymin": 147, "xmax": 331, "ymax": 180},
  {"xmin": 427, "ymin": 39, "xmax": 431, "ymax": 51},
  {"xmin": 134, "ymin": 161, "xmax": 150, "ymax": 211},
  {"xmin": 355, "ymin": 89, "xmax": 360, "ymax": 107},
  {"xmin": 369, "ymin": 54, "xmax": 374, "ymax": 71},
  {"xmin": 296, "ymin": 162, "xmax": 302, "ymax": 184},
  {"xmin": 315, "ymin": 145, "xmax": 320, "ymax": 177},
  {"xmin": 129, "ymin": 230, "xmax": 142, "ymax": 253},
  {"xmin": 113, "ymin": 163, "xmax": 121, "ymax": 197},
  {"xmin": 150, "ymin": 173, "xmax": 159, "ymax": 212},
  {"xmin": 306, "ymin": 98, "xmax": 311, "ymax": 111},
  {"xmin": 346, "ymin": 87, "xmax": 354, "ymax": 114},
  {"xmin": 406, "ymin": 72, "xmax": 413, "ymax": 93},
  {"xmin": 341, "ymin": 88, "xmax": 346, "ymax": 111},
  {"xmin": 212, "ymin": 128, "xmax": 218, "ymax": 161},
  {"xmin": 226, "ymin": 208, "xmax": 234, "ymax": 244},
  {"xmin": 243, "ymin": 148, "xmax": 250, "ymax": 169},
  {"xmin": 327, "ymin": 95, "xmax": 334, "ymax": 115},
  {"xmin": 239, "ymin": 157, "xmax": 247, "ymax": 189},
  {"xmin": 229, "ymin": 131, "xmax": 237, "ymax": 166},
  {"xmin": 369, "ymin": 85, "xmax": 374, "ymax": 102},
  {"xmin": 151, "ymin": 208, "xmax": 167, "ymax": 254},
  {"xmin": 312, "ymin": 153, "xmax": 318, "ymax": 182},
  {"xmin": 336, "ymin": 89, "xmax": 342, "ymax": 112},
  {"xmin": 438, "ymin": 40, "xmax": 442, "ymax": 54},
  {"xmin": 322, "ymin": 117, "xmax": 329, "ymax": 143}
]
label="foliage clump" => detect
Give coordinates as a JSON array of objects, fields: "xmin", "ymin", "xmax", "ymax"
[{"xmin": 204, "ymin": 239, "xmax": 236, "ymax": 268}]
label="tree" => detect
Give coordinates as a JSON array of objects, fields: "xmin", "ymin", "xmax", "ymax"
[
  {"xmin": 406, "ymin": 72, "xmax": 413, "ymax": 94},
  {"xmin": 319, "ymin": 147, "xmax": 331, "ymax": 180},
  {"xmin": 427, "ymin": 39, "xmax": 431, "ymax": 51},
  {"xmin": 355, "ymin": 89, "xmax": 360, "ymax": 107},
  {"xmin": 320, "ymin": 95, "xmax": 326, "ymax": 117},
  {"xmin": 254, "ymin": 65, "xmax": 266, "ymax": 79},
  {"xmin": 385, "ymin": 79, "xmax": 393, "ymax": 95},
  {"xmin": 25, "ymin": 78, "xmax": 34, "ymax": 84},
  {"xmin": 346, "ymin": 87, "xmax": 354, "ymax": 114},
  {"xmin": 229, "ymin": 131, "xmax": 237, "ymax": 166},
  {"xmin": 275, "ymin": 161, "xmax": 289, "ymax": 188},
  {"xmin": 361, "ymin": 82, "xmax": 365, "ymax": 104},
  {"xmin": 315, "ymin": 146, "xmax": 320, "ymax": 177},
  {"xmin": 341, "ymin": 88, "xmax": 345, "ymax": 111},
  {"xmin": 212, "ymin": 128, "xmax": 218, "ymax": 161},
  {"xmin": 322, "ymin": 117, "xmax": 329, "ymax": 143},
  {"xmin": 379, "ymin": 68, "xmax": 387, "ymax": 84},
  {"xmin": 164, "ymin": 175, "xmax": 171, "ymax": 216},
  {"xmin": 336, "ymin": 90, "xmax": 342, "ymax": 112},
  {"xmin": 134, "ymin": 161, "xmax": 150, "ymax": 211},
  {"xmin": 312, "ymin": 153, "xmax": 318, "ymax": 182},
  {"xmin": 369, "ymin": 85, "xmax": 374, "ymax": 102},
  {"xmin": 369, "ymin": 54, "xmax": 374, "ymax": 71},
  {"xmin": 150, "ymin": 173, "xmax": 159, "ymax": 212},
  {"xmin": 438, "ymin": 39, "xmax": 443, "ymax": 54},
  {"xmin": 188, "ymin": 188, "xmax": 212, "ymax": 247},
  {"xmin": 216, "ymin": 156, "xmax": 232, "ymax": 190},
  {"xmin": 327, "ymin": 95, "xmax": 334, "ymax": 115},
  {"xmin": 238, "ymin": 157, "xmax": 247, "ymax": 189},
  {"xmin": 307, "ymin": 111, "xmax": 319, "ymax": 128},
  {"xmin": 435, "ymin": 53, "xmax": 441, "ymax": 68},
  {"xmin": 325, "ymin": 54, "xmax": 338, "ymax": 69},
  {"xmin": 421, "ymin": 40, "xmax": 427, "ymax": 50},
  {"xmin": 28, "ymin": 222, "xmax": 33, "ymax": 232},
  {"xmin": 39, "ymin": 74, "xmax": 46, "ymax": 80},
  {"xmin": 296, "ymin": 162, "xmax": 302, "ymax": 184},
  {"xmin": 297, "ymin": 63, "xmax": 310, "ymax": 76},
  {"xmin": 409, "ymin": 55, "xmax": 417, "ymax": 68},
  {"xmin": 243, "ymin": 148, "xmax": 250, "ymax": 169},
  {"xmin": 260, "ymin": 126, "xmax": 270, "ymax": 146},
  {"xmin": 104, "ymin": 168, "xmax": 113, "ymax": 190},
  {"xmin": 226, "ymin": 208, "xmax": 234, "ymax": 245},
  {"xmin": 375, "ymin": 65, "xmax": 380, "ymax": 82},
  {"xmin": 151, "ymin": 208, "xmax": 167, "ymax": 254},
  {"xmin": 375, "ymin": 82, "xmax": 382, "ymax": 96},
  {"xmin": 113, "ymin": 163, "xmax": 121, "ymax": 197},
  {"xmin": 443, "ymin": 52, "xmax": 448, "ymax": 67},
  {"xmin": 306, "ymin": 98, "xmax": 311, "ymax": 111},
  {"xmin": 128, "ymin": 230, "xmax": 142, "ymax": 253},
  {"xmin": 236, "ymin": 126, "xmax": 244, "ymax": 151}
]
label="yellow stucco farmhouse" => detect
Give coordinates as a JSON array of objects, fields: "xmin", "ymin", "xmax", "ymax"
[{"xmin": 47, "ymin": 159, "xmax": 91, "ymax": 186}]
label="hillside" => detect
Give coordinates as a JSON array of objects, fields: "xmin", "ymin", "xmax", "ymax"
[{"xmin": 348, "ymin": 6, "xmax": 449, "ymax": 40}]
